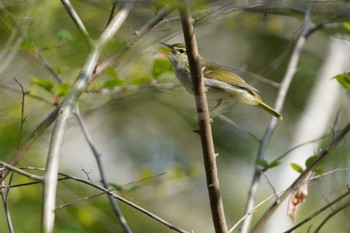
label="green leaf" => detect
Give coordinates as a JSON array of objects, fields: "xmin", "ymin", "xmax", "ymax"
[
  {"xmin": 256, "ymin": 159, "xmax": 269, "ymax": 168},
  {"xmin": 57, "ymin": 29, "xmax": 74, "ymax": 41},
  {"xmin": 267, "ymin": 161, "xmax": 281, "ymax": 169},
  {"xmin": 333, "ymin": 72, "xmax": 350, "ymax": 89},
  {"xmin": 103, "ymin": 67, "xmax": 124, "ymax": 88},
  {"xmin": 305, "ymin": 155, "xmax": 318, "ymax": 168},
  {"xmin": 257, "ymin": 159, "xmax": 280, "ymax": 170},
  {"xmin": 128, "ymin": 76, "xmax": 152, "ymax": 85},
  {"xmin": 108, "ymin": 183, "xmax": 123, "ymax": 191},
  {"xmin": 56, "ymin": 83, "xmax": 70, "ymax": 97},
  {"xmin": 32, "ymin": 77, "xmax": 54, "ymax": 92},
  {"xmin": 343, "ymin": 22, "xmax": 350, "ymax": 32},
  {"xmin": 105, "ymin": 67, "xmax": 119, "ymax": 79},
  {"xmin": 313, "ymin": 168, "xmax": 324, "ymax": 176},
  {"xmin": 152, "ymin": 58, "xmax": 173, "ymax": 79},
  {"xmin": 290, "ymin": 163, "xmax": 304, "ymax": 173},
  {"xmin": 22, "ymin": 35, "xmax": 36, "ymax": 52},
  {"xmin": 103, "ymin": 79, "xmax": 124, "ymax": 88}
]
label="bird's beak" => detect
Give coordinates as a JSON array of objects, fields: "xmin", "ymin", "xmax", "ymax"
[
  {"xmin": 160, "ymin": 42, "xmax": 172, "ymax": 48},
  {"xmin": 159, "ymin": 42, "xmax": 172, "ymax": 55}
]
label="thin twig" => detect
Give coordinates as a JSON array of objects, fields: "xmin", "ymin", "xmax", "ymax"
[
  {"xmin": 0, "ymin": 107, "xmax": 59, "ymax": 183},
  {"xmin": 94, "ymin": 5, "xmax": 175, "ymax": 76},
  {"xmin": 216, "ymin": 114, "xmax": 260, "ymax": 142},
  {"xmin": 0, "ymin": 160, "xmax": 43, "ymax": 182},
  {"xmin": 283, "ymin": 187, "xmax": 350, "ymax": 233},
  {"xmin": 73, "ymin": 105, "xmax": 132, "ymax": 233},
  {"xmin": 36, "ymin": 52, "xmax": 64, "ymax": 83},
  {"xmin": 313, "ymin": 200, "xmax": 350, "ymax": 233},
  {"xmin": 13, "ymin": 77, "xmax": 28, "ymax": 149},
  {"xmin": 228, "ymin": 190, "xmax": 285, "ymax": 233},
  {"xmin": 0, "ymin": 165, "xmax": 189, "ymax": 233},
  {"xmin": 1, "ymin": 180, "xmax": 15, "ymax": 233},
  {"xmin": 240, "ymin": 8, "xmax": 313, "ymax": 233},
  {"xmin": 59, "ymin": 173, "xmax": 190, "ymax": 233},
  {"xmin": 41, "ymin": 3, "xmax": 132, "ymax": 233},
  {"xmin": 61, "ymin": 0, "xmax": 91, "ymax": 43},
  {"xmin": 308, "ymin": 168, "xmax": 348, "ymax": 183},
  {"xmin": 179, "ymin": 1, "xmax": 228, "ymax": 233}
]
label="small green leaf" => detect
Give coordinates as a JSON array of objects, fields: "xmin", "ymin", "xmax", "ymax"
[
  {"xmin": 32, "ymin": 77, "xmax": 54, "ymax": 92},
  {"xmin": 56, "ymin": 82, "xmax": 70, "ymax": 97},
  {"xmin": 103, "ymin": 79, "xmax": 124, "ymax": 88},
  {"xmin": 267, "ymin": 161, "xmax": 281, "ymax": 169},
  {"xmin": 108, "ymin": 183, "xmax": 123, "ymax": 191},
  {"xmin": 128, "ymin": 76, "xmax": 152, "ymax": 85},
  {"xmin": 343, "ymin": 22, "xmax": 350, "ymax": 32},
  {"xmin": 305, "ymin": 155, "xmax": 318, "ymax": 168},
  {"xmin": 290, "ymin": 163, "xmax": 304, "ymax": 173},
  {"xmin": 152, "ymin": 59, "xmax": 173, "ymax": 79},
  {"xmin": 22, "ymin": 35, "xmax": 36, "ymax": 52},
  {"xmin": 103, "ymin": 67, "xmax": 124, "ymax": 88},
  {"xmin": 105, "ymin": 67, "xmax": 119, "ymax": 79},
  {"xmin": 57, "ymin": 29, "xmax": 74, "ymax": 41},
  {"xmin": 256, "ymin": 159, "xmax": 269, "ymax": 168},
  {"xmin": 313, "ymin": 168, "xmax": 324, "ymax": 175},
  {"xmin": 333, "ymin": 72, "xmax": 350, "ymax": 89}
]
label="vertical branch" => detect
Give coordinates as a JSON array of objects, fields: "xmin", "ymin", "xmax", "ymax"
[
  {"xmin": 13, "ymin": 78, "xmax": 28, "ymax": 149},
  {"xmin": 240, "ymin": 8, "xmax": 312, "ymax": 233},
  {"xmin": 179, "ymin": 1, "xmax": 228, "ymax": 233},
  {"xmin": 41, "ymin": 2, "xmax": 132, "ymax": 233},
  {"xmin": 1, "ymin": 179, "xmax": 15, "ymax": 233}
]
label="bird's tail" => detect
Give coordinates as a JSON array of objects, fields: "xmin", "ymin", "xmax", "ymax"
[{"xmin": 258, "ymin": 100, "xmax": 283, "ymax": 120}]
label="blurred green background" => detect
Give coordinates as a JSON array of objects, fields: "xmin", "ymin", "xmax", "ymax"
[{"xmin": 0, "ymin": 0, "xmax": 349, "ymax": 233}]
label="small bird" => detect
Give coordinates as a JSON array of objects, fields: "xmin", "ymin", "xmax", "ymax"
[{"xmin": 160, "ymin": 42, "xmax": 282, "ymax": 120}]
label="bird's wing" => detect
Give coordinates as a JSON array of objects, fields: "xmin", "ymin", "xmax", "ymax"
[{"xmin": 203, "ymin": 66, "xmax": 259, "ymax": 94}]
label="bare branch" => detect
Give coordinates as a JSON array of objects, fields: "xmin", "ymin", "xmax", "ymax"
[
  {"xmin": 1, "ymin": 179, "xmax": 14, "ymax": 233},
  {"xmin": 41, "ymin": 3, "xmax": 132, "ymax": 233},
  {"xmin": 314, "ymin": 200, "xmax": 350, "ymax": 233},
  {"xmin": 13, "ymin": 77, "xmax": 28, "ymax": 149},
  {"xmin": 283, "ymin": 187, "xmax": 350, "ymax": 233},
  {"xmin": 216, "ymin": 114, "xmax": 260, "ymax": 142},
  {"xmin": 59, "ymin": 173, "xmax": 191, "ymax": 233},
  {"xmin": 179, "ymin": 1, "xmax": 228, "ymax": 233},
  {"xmin": 229, "ymin": 190, "xmax": 285, "ymax": 233},
  {"xmin": 94, "ymin": 5, "xmax": 174, "ymax": 75},
  {"xmin": 61, "ymin": 0, "xmax": 91, "ymax": 42},
  {"xmin": 0, "ymin": 161, "xmax": 43, "ymax": 181},
  {"xmin": 240, "ymin": 7, "xmax": 313, "ymax": 233},
  {"xmin": 73, "ymin": 105, "xmax": 132, "ymax": 233}
]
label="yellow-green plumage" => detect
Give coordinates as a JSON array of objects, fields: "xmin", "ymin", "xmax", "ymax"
[{"xmin": 161, "ymin": 43, "xmax": 282, "ymax": 120}]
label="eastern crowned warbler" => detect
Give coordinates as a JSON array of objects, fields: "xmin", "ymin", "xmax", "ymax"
[{"xmin": 161, "ymin": 42, "xmax": 282, "ymax": 120}]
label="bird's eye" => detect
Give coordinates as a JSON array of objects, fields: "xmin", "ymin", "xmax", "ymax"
[{"xmin": 178, "ymin": 49, "xmax": 186, "ymax": 54}]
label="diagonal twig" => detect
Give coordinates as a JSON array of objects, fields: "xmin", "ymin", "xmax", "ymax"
[
  {"xmin": 283, "ymin": 186, "xmax": 350, "ymax": 233},
  {"xmin": 61, "ymin": 0, "xmax": 91, "ymax": 43},
  {"xmin": 240, "ymin": 7, "xmax": 313, "ymax": 233},
  {"xmin": 0, "ymin": 164, "xmax": 190, "ymax": 233},
  {"xmin": 73, "ymin": 104, "xmax": 132, "ymax": 233}
]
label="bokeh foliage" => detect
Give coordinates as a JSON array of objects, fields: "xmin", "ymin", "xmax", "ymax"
[{"xmin": 0, "ymin": 1, "xmax": 349, "ymax": 233}]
